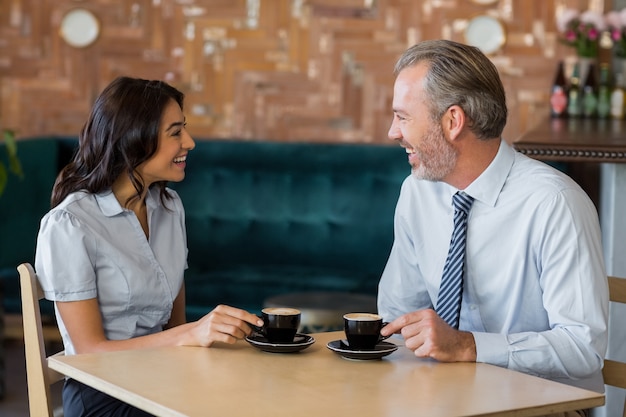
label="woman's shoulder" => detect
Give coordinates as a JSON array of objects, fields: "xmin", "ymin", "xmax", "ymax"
[
  {"xmin": 49, "ymin": 190, "xmax": 97, "ymax": 214},
  {"xmin": 43, "ymin": 190, "xmax": 112, "ymax": 226}
]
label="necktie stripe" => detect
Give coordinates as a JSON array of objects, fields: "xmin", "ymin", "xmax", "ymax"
[{"xmin": 435, "ymin": 192, "xmax": 474, "ymax": 329}]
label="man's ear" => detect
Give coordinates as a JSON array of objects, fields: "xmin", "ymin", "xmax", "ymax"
[{"xmin": 442, "ymin": 105, "xmax": 465, "ymax": 142}]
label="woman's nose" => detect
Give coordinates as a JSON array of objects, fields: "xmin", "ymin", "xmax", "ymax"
[{"xmin": 184, "ymin": 131, "xmax": 195, "ymax": 150}]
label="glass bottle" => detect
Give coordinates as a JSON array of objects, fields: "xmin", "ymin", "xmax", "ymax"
[
  {"xmin": 550, "ymin": 61, "xmax": 568, "ymax": 118},
  {"xmin": 582, "ymin": 63, "xmax": 598, "ymax": 118},
  {"xmin": 567, "ymin": 63, "xmax": 582, "ymax": 118},
  {"xmin": 597, "ymin": 63, "xmax": 611, "ymax": 119},
  {"xmin": 610, "ymin": 72, "xmax": 625, "ymax": 119}
]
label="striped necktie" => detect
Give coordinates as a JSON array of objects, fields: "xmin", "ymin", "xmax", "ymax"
[{"xmin": 436, "ymin": 192, "xmax": 474, "ymax": 329}]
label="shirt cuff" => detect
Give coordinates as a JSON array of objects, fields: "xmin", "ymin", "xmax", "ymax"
[{"xmin": 472, "ymin": 331, "xmax": 509, "ymax": 368}]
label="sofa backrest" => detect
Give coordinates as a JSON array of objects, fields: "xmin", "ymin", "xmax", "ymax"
[
  {"xmin": 1, "ymin": 137, "xmax": 408, "ymax": 315},
  {"xmin": 171, "ymin": 140, "xmax": 409, "ymax": 284},
  {"xmin": 0, "ymin": 139, "xmax": 57, "ymax": 273},
  {"xmin": 0, "ymin": 137, "xmax": 77, "ymax": 313}
]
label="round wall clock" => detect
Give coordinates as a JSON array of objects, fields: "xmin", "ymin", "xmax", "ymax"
[
  {"xmin": 59, "ymin": 8, "xmax": 100, "ymax": 48},
  {"xmin": 464, "ymin": 15, "xmax": 506, "ymax": 55}
]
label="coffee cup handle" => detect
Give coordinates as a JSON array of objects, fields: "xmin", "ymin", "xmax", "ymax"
[
  {"xmin": 249, "ymin": 315, "xmax": 265, "ymax": 336},
  {"xmin": 379, "ymin": 322, "xmax": 391, "ymax": 341}
]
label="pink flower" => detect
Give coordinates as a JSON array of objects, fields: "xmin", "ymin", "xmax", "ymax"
[
  {"xmin": 612, "ymin": 28, "xmax": 622, "ymax": 41},
  {"xmin": 605, "ymin": 10, "xmax": 622, "ymax": 28},
  {"xmin": 580, "ymin": 10, "xmax": 606, "ymax": 31},
  {"xmin": 557, "ymin": 8, "xmax": 579, "ymax": 32},
  {"xmin": 605, "ymin": 7, "xmax": 626, "ymax": 58},
  {"xmin": 557, "ymin": 8, "xmax": 602, "ymax": 57},
  {"xmin": 620, "ymin": 8, "xmax": 626, "ymax": 26}
]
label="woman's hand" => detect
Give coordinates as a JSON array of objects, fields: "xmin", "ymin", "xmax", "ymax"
[{"xmin": 186, "ymin": 305, "xmax": 264, "ymax": 347}]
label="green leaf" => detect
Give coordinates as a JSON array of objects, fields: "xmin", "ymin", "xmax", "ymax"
[
  {"xmin": 3, "ymin": 129, "xmax": 17, "ymax": 155},
  {"xmin": 8, "ymin": 152, "xmax": 23, "ymax": 177},
  {"xmin": 2, "ymin": 129, "xmax": 23, "ymax": 178}
]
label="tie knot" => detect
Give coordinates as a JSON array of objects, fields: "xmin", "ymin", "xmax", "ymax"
[{"xmin": 453, "ymin": 192, "xmax": 474, "ymax": 215}]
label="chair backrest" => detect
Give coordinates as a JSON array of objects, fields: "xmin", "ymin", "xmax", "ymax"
[
  {"xmin": 18, "ymin": 262, "xmax": 65, "ymax": 417},
  {"xmin": 603, "ymin": 276, "xmax": 626, "ymax": 417}
]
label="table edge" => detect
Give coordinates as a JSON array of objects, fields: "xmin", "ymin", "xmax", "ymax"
[{"xmin": 48, "ymin": 356, "xmax": 187, "ymax": 417}]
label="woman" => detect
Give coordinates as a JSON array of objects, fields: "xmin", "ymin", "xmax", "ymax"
[{"xmin": 35, "ymin": 76, "xmax": 263, "ymax": 416}]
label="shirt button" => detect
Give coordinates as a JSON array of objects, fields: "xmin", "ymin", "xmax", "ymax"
[{"xmin": 469, "ymin": 304, "xmax": 477, "ymax": 310}]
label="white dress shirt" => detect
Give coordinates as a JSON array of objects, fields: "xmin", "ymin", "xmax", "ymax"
[
  {"xmin": 378, "ymin": 140, "xmax": 609, "ymax": 392},
  {"xmin": 35, "ymin": 187, "xmax": 188, "ymax": 355}
]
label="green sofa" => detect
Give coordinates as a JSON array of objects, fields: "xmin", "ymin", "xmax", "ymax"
[{"xmin": 0, "ymin": 137, "xmax": 409, "ymax": 321}]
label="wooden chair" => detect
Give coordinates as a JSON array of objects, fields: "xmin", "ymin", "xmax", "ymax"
[
  {"xmin": 603, "ymin": 276, "xmax": 626, "ymax": 417},
  {"xmin": 18, "ymin": 262, "xmax": 64, "ymax": 417}
]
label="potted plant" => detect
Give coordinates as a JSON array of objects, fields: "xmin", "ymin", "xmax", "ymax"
[{"xmin": 0, "ymin": 129, "xmax": 23, "ymax": 197}]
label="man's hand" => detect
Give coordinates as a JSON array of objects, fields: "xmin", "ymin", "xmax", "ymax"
[{"xmin": 380, "ymin": 309, "xmax": 477, "ymax": 362}]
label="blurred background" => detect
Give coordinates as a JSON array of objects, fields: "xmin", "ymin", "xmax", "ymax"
[{"xmin": 0, "ymin": 0, "xmax": 614, "ymax": 145}]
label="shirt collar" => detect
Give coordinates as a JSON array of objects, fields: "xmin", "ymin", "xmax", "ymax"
[
  {"xmin": 95, "ymin": 187, "xmax": 162, "ymax": 217},
  {"xmin": 464, "ymin": 139, "xmax": 513, "ymax": 208}
]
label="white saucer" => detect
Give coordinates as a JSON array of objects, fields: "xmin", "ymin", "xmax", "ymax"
[
  {"xmin": 245, "ymin": 333, "xmax": 315, "ymax": 353},
  {"xmin": 326, "ymin": 339, "xmax": 398, "ymax": 360}
]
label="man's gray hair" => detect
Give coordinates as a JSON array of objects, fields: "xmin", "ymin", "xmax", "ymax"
[{"xmin": 394, "ymin": 39, "xmax": 507, "ymax": 140}]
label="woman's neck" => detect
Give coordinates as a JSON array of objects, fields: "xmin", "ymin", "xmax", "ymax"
[{"xmin": 112, "ymin": 175, "xmax": 149, "ymax": 238}]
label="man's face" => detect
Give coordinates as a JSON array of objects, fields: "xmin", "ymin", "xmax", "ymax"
[{"xmin": 388, "ymin": 63, "xmax": 458, "ymax": 182}]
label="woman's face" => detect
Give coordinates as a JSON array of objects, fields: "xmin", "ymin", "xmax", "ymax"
[{"xmin": 138, "ymin": 99, "xmax": 195, "ymax": 186}]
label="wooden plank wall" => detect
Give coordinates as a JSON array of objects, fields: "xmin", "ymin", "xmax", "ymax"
[{"xmin": 0, "ymin": 0, "xmax": 612, "ymax": 143}]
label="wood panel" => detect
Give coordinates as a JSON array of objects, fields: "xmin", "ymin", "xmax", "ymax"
[{"xmin": 0, "ymin": 0, "xmax": 611, "ymax": 143}]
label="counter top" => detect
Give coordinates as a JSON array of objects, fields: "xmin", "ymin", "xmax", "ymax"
[{"xmin": 513, "ymin": 117, "xmax": 626, "ymax": 163}]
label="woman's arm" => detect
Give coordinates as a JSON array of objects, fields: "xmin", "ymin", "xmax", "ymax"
[
  {"xmin": 165, "ymin": 286, "xmax": 187, "ymax": 329},
  {"xmin": 57, "ymin": 298, "xmax": 263, "ymax": 354}
]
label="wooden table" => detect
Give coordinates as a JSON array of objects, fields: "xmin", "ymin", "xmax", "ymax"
[{"xmin": 48, "ymin": 331, "xmax": 604, "ymax": 417}]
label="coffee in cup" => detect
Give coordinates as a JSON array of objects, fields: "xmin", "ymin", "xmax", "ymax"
[
  {"xmin": 343, "ymin": 312, "xmax": 389, "ymax": 350},
  {"xmin": 261, "ymin": 307, "xmax": 301, "ymax": 344}
]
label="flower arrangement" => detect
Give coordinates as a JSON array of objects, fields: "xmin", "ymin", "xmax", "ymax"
[
  {"xmin": 556, "ymin": 8, "xmax": 606, "ymax": 58},
  {"xmin": 605, "ymin": 8, "xmax": 626, "ymax": 58}
]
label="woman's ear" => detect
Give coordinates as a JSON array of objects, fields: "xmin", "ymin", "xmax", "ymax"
[{"xmin": 442, "ymin": 105, "xmax": 466, "ymax": 142}]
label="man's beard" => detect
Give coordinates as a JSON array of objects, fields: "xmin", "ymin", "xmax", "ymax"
[{"xmin": 411, "ymin": 122, "xmax": 458, "ymax": 182}]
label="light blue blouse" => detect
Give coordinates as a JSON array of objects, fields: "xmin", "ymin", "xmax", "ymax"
[
  {"xmin": 35, "ymin": 187, "xmax": 188, "ymax": 355},
  {"xmin": 378, "ymin": 140, "xmax": 609, "ymax": 392}
]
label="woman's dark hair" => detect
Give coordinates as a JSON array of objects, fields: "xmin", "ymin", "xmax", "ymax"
[{"xmin": 51, "ymin": 76, "xmax": 185, "ymax": 208}]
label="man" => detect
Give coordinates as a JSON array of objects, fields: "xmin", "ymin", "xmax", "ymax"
[{"xmin": 377, "ymin": 39, "xmax": 609, "ymax": 398}]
